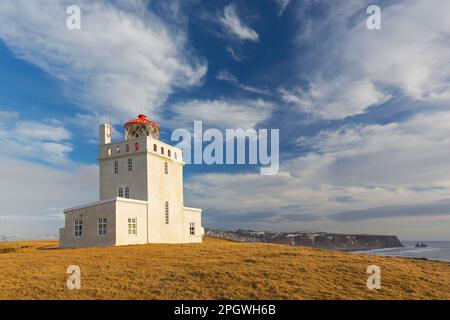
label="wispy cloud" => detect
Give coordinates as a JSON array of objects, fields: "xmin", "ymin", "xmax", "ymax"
[
  {"xmin": 0, "ymin": 0, "xmax": 207, "ymax": 118},
  {"xmin": 185, "ymin": 109, "xmax": 450, "ymax": 239},
  {"xmin": 274, "ymin": 0, "xmax": 290, "ymax": 17},
  {"xmin": 0, "ymin": 115, "xmax": 73, "ymax": 164},
  {"xmin": 0, "ymin": 155, "xmax": 98, "ymax": 239},
  {"xmin": 216, "ymin": 70, "xmax": 271, "ymax": 95},
  {"xmin": 329, "ymin": 199, "xmax": 450, "ymax": 222},
  {"xmin": 226, "ymin": 46, "xmax": 243, "ymax": 62},
  {"xmin": 281, "ymin": 0, "xmax": 450, "ymax": 119},
  {"xmin": 169, "ymin": 98, "xmax": 273, "ymax": 129},
  {"xmin": 219, "ymin": 4, "xmax": 259, "ymax": 42}
]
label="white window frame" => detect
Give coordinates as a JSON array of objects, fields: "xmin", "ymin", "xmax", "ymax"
[
  {"xmin": 97, "ymin": 218, "xmax": 107, "ymax": 236},
  {"xmin": 74, "ymin": 219, "xmax": 83, "ymax": 238},
  {"xmin": 128, "ymin": 217, "xmax": 137, "ymax": 235},
  {"xmin": 189, "ymin": 222, "xmax": 195, "ymax": 236}
]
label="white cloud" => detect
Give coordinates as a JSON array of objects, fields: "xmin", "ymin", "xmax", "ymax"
[
  {"xmin": 279, "ymin": 78, "xmax": 390, "ymax": 119},
  {"xmin": 0, "ymin": 155, "xmax": 98, "ymax": 239},
  {"xmin": 0, "ymin": 110, "xmax": 19, "ymax": 121},
  {"xmin": 219, "ymin": 4, "xmax": 259, "ymax": 42},
  {"xmin": 226, "ymin": 46, "xmax": 243, "ymax": 62},
  {"xmin": 0, "ymin": 116, "xmax": 73, "ymax": 164},
  {"xmin": 274, "ymin": 0, "xmax": 290, "ymax": 16},
  {"xmin": 13, "ymin": 121, "xmax": 71, "ymax": 142},
  {"xmin": 0, "ymin": 0, "xmax": 207, "ymax": 118},
  {"xmin": 281, "ymin": 0, "xmax": 450, "ymax": 119},
  {"xmin": 185, "ymin": 110, "xmax": 450, "ymax": 239},
  {"xmin": 300, "ymin": 111, "xmax": 450, "ymax": 188},
  {"xmin": 216, "ymin": 70, "xmax": 271, "ymax": 95},
  {"xmin": 169, "ymin": 98, "xmax": 273, "ymax": 129}
]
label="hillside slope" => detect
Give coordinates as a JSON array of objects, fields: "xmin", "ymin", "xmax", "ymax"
[{"xmin": 0, "ymin": 238, "xmax": 449, "ymax": 299}]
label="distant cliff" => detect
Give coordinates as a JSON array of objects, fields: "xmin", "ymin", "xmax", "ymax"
[{"xmin": 205, "ymin": 229, "xmax": 403, "ymax": 251}]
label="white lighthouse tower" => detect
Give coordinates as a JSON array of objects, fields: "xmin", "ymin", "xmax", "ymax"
[{"xmin": 59, "ymin": 114, "xmax": 203, "ymax": 248}]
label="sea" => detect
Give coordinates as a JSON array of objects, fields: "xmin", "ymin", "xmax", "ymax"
[{"xmin": 355, "ymin": 241, "xmax": 450, "ymax": 262}]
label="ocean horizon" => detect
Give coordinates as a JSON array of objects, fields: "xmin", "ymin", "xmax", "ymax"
[{"xmin": 356, "ymin": 241, "xmax": 450, "ymax": 262}]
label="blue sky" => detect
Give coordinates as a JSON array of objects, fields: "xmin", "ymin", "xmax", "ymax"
[{"xmin": 1, "ymin": 0, "xmax": 450, "ymax": 240}]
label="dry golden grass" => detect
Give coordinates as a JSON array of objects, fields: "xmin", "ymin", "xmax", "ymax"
[{"xmin": 0, "ymin": 237, "xmax": 449, "ymax": 300}]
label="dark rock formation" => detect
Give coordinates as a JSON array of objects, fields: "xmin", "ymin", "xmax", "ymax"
[{"xmin": 205, "ymin": 229, "xmax": 403, "ymax": 251}]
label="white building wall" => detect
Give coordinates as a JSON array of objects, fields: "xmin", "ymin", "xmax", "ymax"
[
  {"xmin": 98, "ymin": 137, "xmax": 148, "ymax": 201},
  {"xmin": 115, "ymin": 200, "xmax": 148, "ymax": 246},
  {"xmin": 60, "ymin": 198, "xmax": 148, "ymax": 248},
  {"xmin": 60, "ymin": 122, "xmax": 203, "ymax": 248},
  {"xmin": 184, "ymin": 207, "xmax": 203, "ymax": 243},
  {"xmin": 60, "ymin": 200, "xmax": 117, "ymax": 248},
  {"xmin": 146, "ymin": 137, "xmax": 186, "ymax": 243}
]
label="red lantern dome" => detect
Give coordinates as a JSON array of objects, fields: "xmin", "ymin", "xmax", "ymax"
[{"xmin": 124, "ymin": 114, "xmax": 160, "ymax": 140}]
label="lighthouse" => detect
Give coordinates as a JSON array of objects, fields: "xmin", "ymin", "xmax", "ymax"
[{"xmin": 59, "ymin": 114, "xmax": 203, "ymax": 248}]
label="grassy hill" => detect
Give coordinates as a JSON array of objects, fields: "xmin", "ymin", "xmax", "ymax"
[{"xmin": 0, "ymin": 237, "xmax": 449, "ymax": 299}]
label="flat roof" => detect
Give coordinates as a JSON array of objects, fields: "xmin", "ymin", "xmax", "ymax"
[{"xmin": 64, "ymin": 197, "xmax": 147, "ymax": 213}]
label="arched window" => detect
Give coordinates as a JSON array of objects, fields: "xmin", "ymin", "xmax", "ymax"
[
  {"xmin": 153, "ymin": 144, "xmax": 157, "ymax": 152},
  {"xmin": 135, "ymin": 142, "xmax": 139, "ymax": 151},
  {"xmin": 116, "ymin": 146, "xmax": 120, "ymax": 154},
  {"xmin": 126, "ymin": 144, "xmax": 129, "ymax": 153},
  {"xmin": 107, "ymin": 147, "xmax": 111, "ymax": 156},
  {"xmin": 114, "ymin": 161, "xmax": 118, "ymax": 174},
  {"xmin": 168, "ymin": 149, "xmax": 171, "ymax": 157},
  {"xmin": 165, "ymin": 201, "xmax": 169, "ymax": 224},
  {"xmin": 164, "ymin": 162, "xmax": 168, "ymax": 174},
  {"xmin": 118, "ymin": 187, "xmax": 123, "ymax": 198},
  {"xmin": 125, "ymin": 187, "xmax": 129, "ymax": 199},
  {"xmin": 161, "ymin": 147, "xmax": 164, "ymax": 155}
]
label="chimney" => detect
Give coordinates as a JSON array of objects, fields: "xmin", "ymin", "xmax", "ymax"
[{"xmin": 99, "ymin": 124, "xmax": 111, "ymax": 145}]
